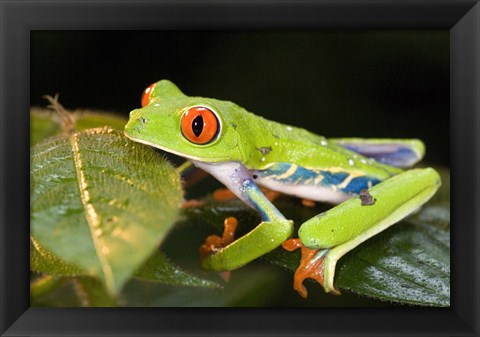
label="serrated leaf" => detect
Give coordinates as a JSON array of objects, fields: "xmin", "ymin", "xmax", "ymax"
[
  {"xmin": 30, "ymin": 275, "xmax": 117, "ymax": 307},
  {"xmin": 31, "ymin": 236, "xmax": 85, "ymax": 276},
  {"xmin": 334, "ymin": 220, "xmax": 450, "ymax": 306},
  {"xmin": 30, "ymin": 128, "xmax": 183, "ymax": 294},
  {"xmin": 71, "ymin": 277, "xmax": 118, "ymax": 307},
  {"xmin": 134, "ymin": 251, "xmax": 221, "ymax": 288}
]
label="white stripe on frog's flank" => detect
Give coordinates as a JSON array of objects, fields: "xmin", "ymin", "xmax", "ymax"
[{"xmin": 254, "ymin": 176, "xmax": 351, "ymax": 204}]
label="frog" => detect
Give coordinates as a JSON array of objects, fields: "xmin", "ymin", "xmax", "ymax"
[{"xmin": 124, "ymin": 80, "xmax": 441, "ymax": 298}]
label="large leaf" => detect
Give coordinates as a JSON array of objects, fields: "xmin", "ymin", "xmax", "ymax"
[
  {"xmin": 333, "ymin": 220, "xmax": 449, "ymax": 306},
  {"xmin": 30, "ymin": 128, "xmax": 183, "ymax": 294}
]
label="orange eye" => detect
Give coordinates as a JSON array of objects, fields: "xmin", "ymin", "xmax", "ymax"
[
  {"xmin": 181, "ymin": 106, "xmax": 220, "ymax": 144},
  {"xmin": 141, "ymin": 83, "xmax": 156, "ymax": 107}
]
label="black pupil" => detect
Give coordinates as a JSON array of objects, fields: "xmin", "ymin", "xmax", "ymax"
[{"xmin": 192, "ymin": 114, "xmax": 204, "ymax": 137}]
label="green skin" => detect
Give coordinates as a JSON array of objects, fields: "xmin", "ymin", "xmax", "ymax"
[{"xmin": 125, "ymin": 80, "xmax": 441, "ymax": 295}]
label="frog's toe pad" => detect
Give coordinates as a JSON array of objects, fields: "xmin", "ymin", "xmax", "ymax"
[
  {"xmin": 199, "ymin": 217, "xmax": 238, "ymax": 258},
  {"xmin": 199, "ymin": 234, "xmax": 223, "ymax": 258},
  {"xmin": 282, "ymin": 239, "xmax": 340, "ymax": 298}
]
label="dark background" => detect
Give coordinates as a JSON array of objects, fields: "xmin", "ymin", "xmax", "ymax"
[{"xmin": 31, "ymin": 30, "xmax": 449, "ymax": 166}]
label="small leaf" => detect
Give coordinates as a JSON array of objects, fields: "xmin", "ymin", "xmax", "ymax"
[
  {"xmin": 71, "ymin": 277, "xmax": 118, "ymax": 307},
  {"xmin": 31, "ymin": 128, "xmax": 183, "ymax": 294},
  {"xmin": 30, "ymin": 107, "xmax": 127, "ymax": 146},
  {"xmin": 30, "ymin": 108, "xmax": 62, "ymax": 146},
  {"xmin": 31, "ymin": 275, "xmax": 117, "ymax": 307},
  {"xmin": 134, "ymin": 251, "xmax": 221, "ymax": 288}
]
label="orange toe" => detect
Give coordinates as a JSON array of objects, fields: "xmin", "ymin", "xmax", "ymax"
[{"xmin": 282, "ymin": 238, "xmax": 327, "ymax": 298}]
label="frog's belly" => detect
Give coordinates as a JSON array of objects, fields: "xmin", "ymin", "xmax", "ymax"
[{"xmin": 251, "ymin": 163, "xmax": 381, "ymax": 204}]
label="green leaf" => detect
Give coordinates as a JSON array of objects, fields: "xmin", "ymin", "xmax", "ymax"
[
  {"xmin": 30, "ymin": 128, "xmax": 183, "ymax": 294},
  {"xmin": 30, "ymin": 108, "xmax": 62, "ymax": 146},
  {"xmin": 31, "ymin": 236, "xmax": 85, "ymax": 276},
  {"xmin": 30, "ymin": 107, "xmax": 127, "ymax": 146},
  {"xmin": 71, "ymin": 277, "xmax": 118, "ymax": 306},
  {"xmin": 134, "ymin": 251, "xmax": 221, "ymax": 288},
  {"xmin": 31, "ymin": 275, "xmax": 117, "ymax": 307},
  {"xmin": 333, "ymin": 220, "xmax": 449, "ymax": 306},
  {"xmin": 123, "ymin": 264, "xmax": 284, "ymax": 307}
]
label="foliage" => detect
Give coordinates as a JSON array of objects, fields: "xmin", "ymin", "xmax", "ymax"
[{"xmin": 30, "ymin": 105, "xmax": 450, "ymax": 307}]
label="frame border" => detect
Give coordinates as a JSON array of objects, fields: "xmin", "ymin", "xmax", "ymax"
[{"xmin": 1, "ymin": 1, "xmax": 479, "ymax": 336}]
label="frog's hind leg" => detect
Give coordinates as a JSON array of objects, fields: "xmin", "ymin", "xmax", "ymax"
[{"xmin": 286, "ymin": 168, "xmax": 441, "ymax": 296}]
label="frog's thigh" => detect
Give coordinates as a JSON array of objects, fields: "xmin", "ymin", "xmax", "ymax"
[{"xmin": 298, "ymin": 168, "xmax": 441, "ymax": 292}]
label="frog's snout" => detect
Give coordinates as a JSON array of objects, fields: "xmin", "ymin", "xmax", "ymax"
[
  {"xmin": 125, "ymin": 109, "xmax": 148, "ymax": 135},
  {"xmin": 128, "ymin": 108, "xmax": 142, "ymax": 119}
]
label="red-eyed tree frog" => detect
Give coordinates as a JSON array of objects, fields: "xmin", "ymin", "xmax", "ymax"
[{"xmin": 124, "ymin": 80, "xmax": 441, "ymax": 298}]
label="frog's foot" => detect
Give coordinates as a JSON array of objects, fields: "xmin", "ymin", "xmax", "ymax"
[
  {"xmin": 213, "ymin": 188, "xmax": 237, "ymax": 201},
  {"xmin": 199, "ymin": 217, "xmax": 238, "ymax": 258},
  {"xmin": 282, "ymin": 238, "xmax": 341, "ymax": 298},
  {"xmin": 259, "ymin": 187, "xmax": 282, "ymax": 202},
  {"xmin": 181, "ymin": 199, "xmax": 206, "ymax": 208},
  {"xmin": 301, "ymin": 199, "xmax": 316, "ymax": 207}
]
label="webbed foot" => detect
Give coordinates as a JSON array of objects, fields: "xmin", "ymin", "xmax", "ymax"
[{"xmin": 282, "ymin": 238, "xmax": 341, "ymax": 298}]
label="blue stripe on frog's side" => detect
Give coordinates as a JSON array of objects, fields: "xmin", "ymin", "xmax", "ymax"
[
  {"xmin": 254, "ymin": 162, "xmax": 381, "ymax": 195},
  {"xmin": 341, "ymin": 176, "xmax": 381, "ymax": 193}
]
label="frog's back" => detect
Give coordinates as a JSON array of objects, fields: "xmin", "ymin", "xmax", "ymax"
[
  {"xmin": 233, "ymin": 108, "xmax": 399, "ymax": 176},
  {"xmin": 228, "ymin": 108, "xmax": 407, "ymax": 202}
]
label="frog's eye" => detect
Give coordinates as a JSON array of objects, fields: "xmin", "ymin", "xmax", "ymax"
[
  {"xmin": 181, "ymin": 106, "xmax": 220, "ymax": 145},
  {"xmin": 141, "ymin": 83, "xmax": 156, "ymax": 107}
]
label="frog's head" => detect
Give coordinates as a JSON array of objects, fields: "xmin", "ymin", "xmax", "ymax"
[{"xmin": 125, "ymin": 80, "xmax": 242, "ymax": 163}]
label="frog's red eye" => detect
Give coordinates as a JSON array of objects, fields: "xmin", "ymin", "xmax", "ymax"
[
  {"xmin": 141, "ymin": 83, "xmax": 156, "ymax": 107},
  {"xmin": 181, "ymin": 106, "xmax": 220, "ymax": 144}
]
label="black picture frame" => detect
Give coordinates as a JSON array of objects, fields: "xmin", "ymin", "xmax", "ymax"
[{"xmin": 1, "ymin": 1, "xmax": 478, "ymax": 336}]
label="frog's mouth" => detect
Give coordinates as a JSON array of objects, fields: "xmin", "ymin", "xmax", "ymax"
[{"xmin": 123, "ymin": 131, "xmax": 232, "ymax": 163}]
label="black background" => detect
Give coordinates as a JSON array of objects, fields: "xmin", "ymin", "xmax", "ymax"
[{"xmin": 31, "ymin": 30, "xmax": 449, "ymax": 166}]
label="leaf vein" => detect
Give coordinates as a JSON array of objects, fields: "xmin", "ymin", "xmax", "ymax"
[{"xmin": 70, "ymin": 133, "xmax": 116, "ymax": 293}]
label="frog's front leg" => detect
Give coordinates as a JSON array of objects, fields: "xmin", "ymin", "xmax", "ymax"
[
  {"xmin": 286, "ymin": 168, "xmax": 441, "ymax": 297},
  {"xmin": 192, "ymin": 161, "xmax": 294, "ymax": 271}
]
